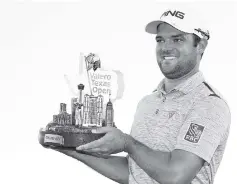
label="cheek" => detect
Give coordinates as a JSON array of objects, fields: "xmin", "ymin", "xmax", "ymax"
[
  {"xmin": 155, "ymin": 46, "xmax": 160, "ymax": 55},
  {"xmin": 179, "ymin": 44, "xmax": 196, "ymax": 57},
  {"xmin": 155, "ymin": 48, "xmax": 162, "ymax": 62}
]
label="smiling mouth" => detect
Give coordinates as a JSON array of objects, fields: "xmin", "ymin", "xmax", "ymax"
[{"xmin": 163, "ymin": 56, "xmax": 177, "ymax": 60}]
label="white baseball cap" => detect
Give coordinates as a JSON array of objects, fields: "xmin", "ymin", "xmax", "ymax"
[{"xmin": 145, "ymin": 9, "xmax": 210, "ymax": 40}]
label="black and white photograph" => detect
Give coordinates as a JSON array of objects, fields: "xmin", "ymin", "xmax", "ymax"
[{"xmin": 1, "ymin": 0, "xmax": 237, "ymax": 184}]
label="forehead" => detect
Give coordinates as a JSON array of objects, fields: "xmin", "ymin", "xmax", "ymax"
[{"xmin": 156, "ymin": 23, "xmax": 186, "ymax": 37}]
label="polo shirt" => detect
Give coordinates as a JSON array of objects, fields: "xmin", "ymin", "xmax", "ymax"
[{"xmin": 127, "ymin": 71, "xmax": 231, "ymax": 184}]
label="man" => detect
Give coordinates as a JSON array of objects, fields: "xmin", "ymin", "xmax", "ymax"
[{"xmin": 50, "ymin": 9, "xmax": 231, "ymax": 184}]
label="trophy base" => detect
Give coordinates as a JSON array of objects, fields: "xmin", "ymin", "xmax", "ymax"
[{"xmin": 38, "ymin": 125, "xmax": 105, "ymax": 148}]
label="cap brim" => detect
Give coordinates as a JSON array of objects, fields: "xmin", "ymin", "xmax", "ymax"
[
  {"xmin": 145, "ymin": 20, "xmax": 188, "ymax": 35},
  {"xmin": 145, "ymin": 20, "xmax": 165, "ymax": 34}
]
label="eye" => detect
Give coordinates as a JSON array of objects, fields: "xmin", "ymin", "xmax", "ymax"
[
  {"xmin": 156, "ymin": 38, "xmax": 164, "ymax": 43},
  {"xmin": 173, "ymin": 38, "xmax": 183, "ymax": 43}
]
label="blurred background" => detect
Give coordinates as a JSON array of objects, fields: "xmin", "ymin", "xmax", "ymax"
[{"xmin": 0, "ymin": 0, "xmax": 236, "ymax": 183}]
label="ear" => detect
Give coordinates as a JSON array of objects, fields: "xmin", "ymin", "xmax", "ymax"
[{"xmin": 197, "ymin": 39, "xmax": 208, "ymax": 54}]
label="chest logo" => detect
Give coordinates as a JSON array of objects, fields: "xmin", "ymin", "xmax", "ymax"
[{"xmin": 184, "ymin": 123, "xmax": 204, "ymax": 143}]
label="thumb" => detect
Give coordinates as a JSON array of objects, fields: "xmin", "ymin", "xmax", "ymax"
[{"xmin": 92, "ymin": 127, "xmax": 114, "ymax": 134}]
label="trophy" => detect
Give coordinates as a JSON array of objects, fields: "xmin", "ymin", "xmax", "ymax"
[{"xmin": 38, "ymin": 53, "xmax": 124, "ymax": 149}]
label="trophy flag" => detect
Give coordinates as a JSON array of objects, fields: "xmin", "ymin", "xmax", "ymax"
[
  {"xmin": 85, "ymin": 53, "xmax": 101, "ymax": 71},
  {"xmin": 84, "ymin": 53, "xmax": 101, "ymax": 95}
]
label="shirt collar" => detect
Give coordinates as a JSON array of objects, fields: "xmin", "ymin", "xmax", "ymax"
[{"xmin": 154, "ymin": 71, "xmax": 205, "ymax": 95}]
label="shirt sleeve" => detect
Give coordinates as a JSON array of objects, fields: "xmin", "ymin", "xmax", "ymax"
[{"xmin": 174, "ymin": 96, "xmax": 231, "ymax": 163}]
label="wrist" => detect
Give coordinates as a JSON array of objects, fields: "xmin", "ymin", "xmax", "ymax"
[{"xmin": 124, "ymin": 134, "xmax": 135, "ymax": 154}]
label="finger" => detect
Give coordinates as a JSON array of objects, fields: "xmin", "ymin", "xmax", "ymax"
[
  {"xmin": 49, "ymin": 146, "xmax": 73, "ymax": 153},
  {"xmin": 85, "ymin": 147, "xmax": 109, "ymax": 154},
  {"xmin": 82, "ymin": 152, "xmax": 101, "ymax": 158},
  {"xmin": 76, "ymin": 135, "xmax": 109, "ymax": 150},
  {"xmin": 88, "ymin": 153, "xmax": 110, "ymax": 159},
  {"xmin": 52, "ymin": 148, "xmax": 72, "ymax": 155},
  {"xmin": 82, "ymin": 148, "xmax": 104, "ymax": 153},
  {"xmin": 50, "ymin": 147, "xmax": 81, "ymax": 159},
  {"xmin": 76, "ymin": 140, "xmax": 102, "ymax": 150},
  {"xmin": 78, "ymin": 151, "xmax": 110, "ymax": 159},
  {"xmin": 92, "ymin": 127, "xmax": 114, "ymax": 134}
]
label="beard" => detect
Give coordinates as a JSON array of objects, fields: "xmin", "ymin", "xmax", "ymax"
[{"xmin": 158, "ymin": 60, "xmax": 197, "ymax": 79}]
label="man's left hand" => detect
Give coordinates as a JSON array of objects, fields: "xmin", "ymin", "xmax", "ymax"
[{"xmin": 76, "ymin": 127, "xmax": 129, "ymax": 155}]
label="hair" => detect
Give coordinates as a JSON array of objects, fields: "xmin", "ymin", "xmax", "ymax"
[
  {"xmin": 193, "ymin": 34, "xmax": 201, "ymax": 47},
  {"xmin": 192, "ymin": 34, "xmax": 204, "ymax": 58}
]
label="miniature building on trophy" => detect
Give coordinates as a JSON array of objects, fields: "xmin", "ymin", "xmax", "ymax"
[
  {"xmin": 82, "ymin": 94, "xmax": 104, "ymax": 127},
  {"xmin": 52, "ymin": 103, "xmax": 71, "ymax": 125},
  {"xmin": 52, "ymin": 83, "xmax": 115, "ymax": 128},
  {"xmin": 105, "ymin": 97, "xmax": 114, "ymax": 127}
]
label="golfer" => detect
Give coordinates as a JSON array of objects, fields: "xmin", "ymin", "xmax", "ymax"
[{"xmin": 51, "ymin": 8, "xmax": 231, "ymax": 184}]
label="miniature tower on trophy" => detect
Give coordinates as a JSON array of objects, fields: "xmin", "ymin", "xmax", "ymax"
[
  {"xmin": 75, "ymin": 84, "xmax": 84, "ymax": 126},
  {"xmin": 105, "ymin": 94, "xmax": 114, "ymax": 127}
]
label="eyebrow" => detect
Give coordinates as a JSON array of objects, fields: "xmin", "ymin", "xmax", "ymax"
[
  {"xmin": 156, "ymin": 34, "xmax": 185, "ymax": 39},
  {"xmin": 171, "ymin": 34, "xmax": 185, "ymax": 38}
]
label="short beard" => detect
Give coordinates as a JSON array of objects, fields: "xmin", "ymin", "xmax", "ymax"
[{"xmin": 160, "ymin": 60, "xmax": 196, "ymax": 79}]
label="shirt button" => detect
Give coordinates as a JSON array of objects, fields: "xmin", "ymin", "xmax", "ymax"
[{"xmin": 162, "ymin": 97, "xmax": 166, "ymax": 102}]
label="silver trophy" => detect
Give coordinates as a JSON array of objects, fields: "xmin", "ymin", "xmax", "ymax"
[{"xmin": 39, "ymin": 53, "xmax": 120, "ymax": 149}]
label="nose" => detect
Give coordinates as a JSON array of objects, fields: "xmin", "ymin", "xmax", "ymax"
[
  {"xmin": 162, "ymin": 38, "xmax": 175, "ymax": 49},
  {"xmin": 156, "ymin": 39, "xmax": 174, "ymax": 51},
  {"xmin": 161, "ymin": 48, "xmax": 174, "ymax": 55}
]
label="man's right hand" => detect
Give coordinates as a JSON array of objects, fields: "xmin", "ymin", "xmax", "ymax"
[
  {"xmin": 45, "ymin": 145, "xmax": 110, "ymax": 159},
  {"xmin": 40, "ymin": 145, "xmax": 129, "ymax": 184}
]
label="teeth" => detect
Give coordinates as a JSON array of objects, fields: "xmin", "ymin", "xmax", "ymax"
[{"xmin": 164, "ymin": 56, "xmax": 176, "ymax": 60}]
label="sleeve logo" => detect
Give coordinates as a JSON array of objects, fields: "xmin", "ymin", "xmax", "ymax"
[{"xmin": 184, "ymin": 123, "xmax": 204, "ymax": 143}]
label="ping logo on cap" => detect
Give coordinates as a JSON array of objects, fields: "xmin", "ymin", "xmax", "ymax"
[
  {"xmin": 184, "ymin": 123, "xmax": 204, "ymax": 143},
  {"xmin": 161, "ymin": 10, "xmax": 185, "ymax": 19}
]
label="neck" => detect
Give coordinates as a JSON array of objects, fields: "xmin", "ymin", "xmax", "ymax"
[{"xmin": 164, "ymin": 68, "xmax": 199, "ymax": 93}]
